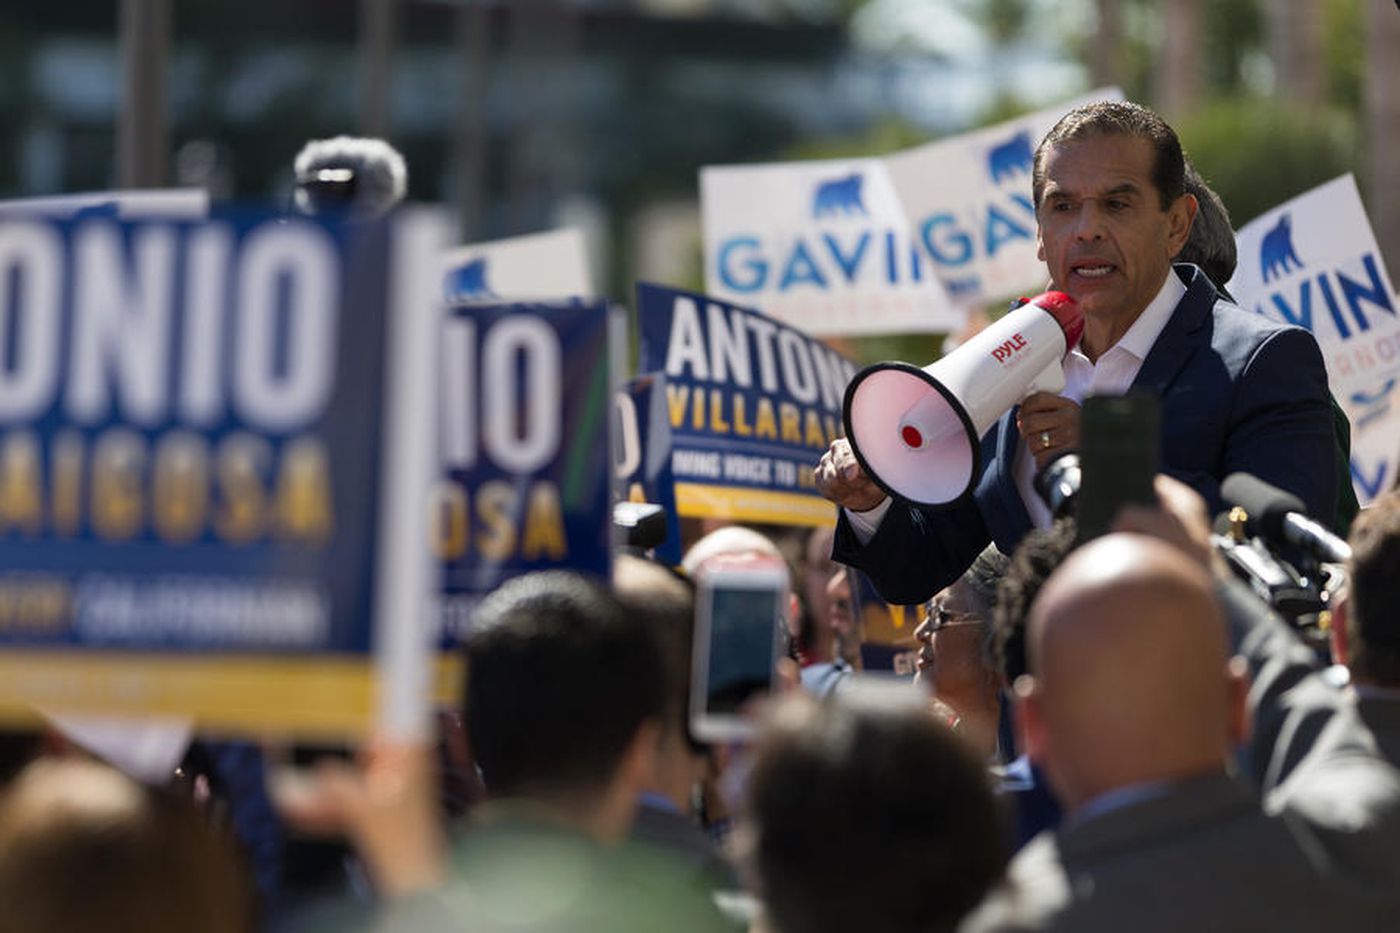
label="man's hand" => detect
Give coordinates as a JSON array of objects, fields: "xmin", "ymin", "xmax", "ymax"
[
  {"xmin": 1016, "ymin": 392, "xmax": 1081, "ymax": 471},
  {"xmin": 273, "ymin": 741, "xmax": 445, "ymax": 899},
  {"xmin": 1019, "ymin": 389, "xmax": 1080, "ymax": 467},
  {"xmin": 815, "ymin": 439, "xmax": 886, "ymax": 512},
  {"xmin": 1113, "ymin": 474, "xmax": 1226, "ymax": 577}
]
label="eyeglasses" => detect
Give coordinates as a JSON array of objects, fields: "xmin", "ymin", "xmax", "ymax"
[{"xmin": 924, "ymin": 603, "xmax": 984, "ymax": 633}]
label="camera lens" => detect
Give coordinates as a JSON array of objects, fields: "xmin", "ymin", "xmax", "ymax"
[{"xmin": 1034, "ymin": 452, "xmax": 1081, "ymax": 518}]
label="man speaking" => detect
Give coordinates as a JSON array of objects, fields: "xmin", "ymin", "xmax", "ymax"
[{"xmin": 815, "ymin": 101, "xmax": 1337, "ymax": 605}]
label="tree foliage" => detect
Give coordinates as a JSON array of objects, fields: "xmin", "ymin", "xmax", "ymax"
[{"xmin": 1178, "ymin": 97, "xmax": 1357, "ymax": 228}]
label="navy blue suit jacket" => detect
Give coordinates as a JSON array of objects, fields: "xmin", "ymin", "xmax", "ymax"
[{"xmin": 833, "ymin": 264, "xmax": 1338, "ymax": 606}]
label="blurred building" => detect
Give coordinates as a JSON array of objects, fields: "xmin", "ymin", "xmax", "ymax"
[{"xmin": 0, "ymin": 0, "xmax": 1086, "ymax": 292}]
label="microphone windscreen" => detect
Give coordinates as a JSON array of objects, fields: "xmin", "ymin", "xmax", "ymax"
[
  {"xmin": 1221, "ymin": 473, "xmax": 1304, "ymax": 539},
  {"xmin": 292, "ymin": 136, "xmax": 407, "ymax": 219}
]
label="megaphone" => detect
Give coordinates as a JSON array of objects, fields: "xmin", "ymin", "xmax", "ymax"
[{"xmin": 843, "ymin": 291, "xmax": 1083, "ymax": 507}]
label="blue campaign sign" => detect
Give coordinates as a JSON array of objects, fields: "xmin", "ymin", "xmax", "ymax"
[
  {"xmin": 614, "ymin": 372, "xmax": 682, "ymax": 566},
  {"xmin": 0, "ymin": 207, "xmax": 442, "ymax": 737},
  {"xmin": 436, "ymin": 301, "xmax": 613, "ymax": 642},
  {"xmin": 635, "ymin": 282, "xmax": 854, "ymax": 529}
]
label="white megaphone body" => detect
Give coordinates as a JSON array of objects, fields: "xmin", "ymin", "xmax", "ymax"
[{"xmin": 843, "ymin": 291, "xmax": 1083, "ymax": 507}]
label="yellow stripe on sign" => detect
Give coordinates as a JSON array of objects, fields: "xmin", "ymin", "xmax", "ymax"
[
  {"xmin": 674, "ymin": 483, "xmax": 838, "ymax": 528},
  {"xmin": 434, "ymin": 653, "xmax": 465, "ymax": 706},
  {"xmin": 0, "ymin": 652, "xmax": 378, "ymax": 739}
]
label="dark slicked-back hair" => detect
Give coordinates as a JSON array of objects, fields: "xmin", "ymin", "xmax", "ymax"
[
  {"xmin": 1347, "ymin": 491, "xmax": 1400, "ymax": 685},
  {"xmin": 613, "ymin": 555, "xmax": 696, "ymax": 744},
  {"xmin": 1033, "ymin": 100, "xmax": 1186, "ymax": 211},
  {"xmin": 1177, "ymin": 160, "xmax": 1237, "ymax": 291},
  {"xmin": 464, "ymin": 571, "xmax": 666, "ymax": 799},
  {"xmin": 745, "ymin": 691, "xmax": 1007, "ymax": 933},
  {"xmin": 993, "ymin": 518, "xmax": 1079, "ymax": 685}
]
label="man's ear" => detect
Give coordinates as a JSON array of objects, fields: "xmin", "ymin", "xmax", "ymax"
[
  {"xmin": 593, "ymin": 719, "xmax": 663, "ymax": 846},
  {"xmin": 1167, "ymin": 192, "xmax": 1198, "ymax": 259},
  {"xmin": 1329, "ymin": 595, "xmax": 1350, "ymax": 668},
  {"xmin": 1013, "ymin": 674, "xmax": 1047, "ymax": 765},
  {"xmin": 618, "ymin": 718, "xmax": 662, "ymax": 795},
  {"xmin": 1226, "ymin": 656, "xmax": 1251, "ymax": 749}
]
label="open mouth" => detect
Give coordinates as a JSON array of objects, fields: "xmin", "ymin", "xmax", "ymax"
[{"xmin": 1071, "ymin": 262, "xmax": 1115, "ymax": 280}]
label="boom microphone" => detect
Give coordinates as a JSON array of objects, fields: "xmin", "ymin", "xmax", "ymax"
[
  {"xmin": 1220, "ymin": 472, "xmax": 1352, "ymax": 564},
  {"xmin": 292, "ymin": 136, "xmax": 408, "ymax": 219},
  {"xmin": 843, "ymin": 291, "xmax": 1082, "ymax": 507}
]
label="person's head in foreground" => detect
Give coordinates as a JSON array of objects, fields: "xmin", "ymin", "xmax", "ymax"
[
  {"xmin": 1343, "ymin": 490, "xmax": 1400, "ymax": 687},
  {"xmin": 743, "ymin": 687, "xmax": 1007, "ymax": 933},
  {"xmin": 0, "ymin": 757, "xmax": 252, "ymax": 933},
  {"xmin": 464, "ymin": 570, "xmax": 666, "ymax": 843},
  {"xmin": 1016, "ymin": 533, "xmax": 1246, "ymax": 810}
]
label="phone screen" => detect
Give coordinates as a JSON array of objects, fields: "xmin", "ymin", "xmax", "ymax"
[
  {"xmin": 704, "ymin": 585, "xmax": 781, "ymax": 716},
  {"xmin": 1075, "ymin": 393, "xmax": 1160, "ymax": 541}
]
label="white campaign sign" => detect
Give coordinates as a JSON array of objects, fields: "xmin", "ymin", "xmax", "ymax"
[
  {"xmin": 883, "ymin": 87, "xmax": 1124, "ymax": 311},
  {"xmin": 0, "ymin": 189, "xmax": 209, "ymax": 219},
  {"xmin": 1230, "ymin": 175, "xmax": 1400, "ymax": 505},
  {"xmin": 701, "ymin": 156, "xmax": 955, "ymax": 337},
  {"xmin": 442, "ymin": 227, "xmax": 593, "ymax": 303}
]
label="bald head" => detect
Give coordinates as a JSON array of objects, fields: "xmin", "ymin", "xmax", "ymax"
[
  {"xmin": 1021, "ymin": 534, "xmax": 1244, "ymax": 810},
  {"xmin": 681, "ymin": 525, "xmax": 783, "ymax": 578}
]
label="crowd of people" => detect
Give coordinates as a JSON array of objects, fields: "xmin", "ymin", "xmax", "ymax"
[{"xmin": 1, "ymin": 100, "xmax": 1399, "ymax": 933}]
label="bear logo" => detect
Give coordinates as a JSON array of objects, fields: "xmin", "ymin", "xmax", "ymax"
[
  {"xmin": 1260, "ymin": 214, "xmax": 1304, "ymax": 283},
  {"xmin": 445, "ymin": 257, "xmax": 496, "ymax": 303},
  {"xmin": 986, "ymin": 130, "xmax": 1033, "ymax": 184},
  {"xmin": 812, "ymin": 173, "xmax": 866, "ymax": 218}
]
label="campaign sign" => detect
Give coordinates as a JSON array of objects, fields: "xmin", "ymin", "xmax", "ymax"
[
  {"xmin": 435, "ymin": 301, "xmax": 613, "ymax": 643},
  {"xmin": 702, "ymin": 156, "xmax": 957, "ymax": 337},
  {"xmin": 1230, "ymin": 175, "xmax": 1400, "ymax": 505},
  {"xmin": 614, "ymin": 372, "xmax": 682, "ymax": 566},
  {"xmin": 847, "ymin": 567, "xmax": 918, "ymax": 675},
  {"xmin": 0, "ymin": 208, "xmax": 443, "ymax": 738},
  {"xmin": 636, "ymin": 283, "xmax": 854, "ymax": 528},
  {"xmin": 442, "ymin": 228, "xmax": 593, "ymax": 304},
  {"xmin": 883, "ymin": 87, "xmax": 1124, "ymax": 308},
  {"xmin": 0, "ymin": 189, "xmax": 210, "ymax": 220}
]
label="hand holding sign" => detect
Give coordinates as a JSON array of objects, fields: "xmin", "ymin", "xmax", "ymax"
[{"xmin": 273, "ymin": 740, "xmax": 444, "ymax": 898}]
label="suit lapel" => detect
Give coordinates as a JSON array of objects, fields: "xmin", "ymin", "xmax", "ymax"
[
  {"xmin": 1130, "ymin": 265, "xmax": 1217, "ymax": 396},
  {"xmin": 987, "ymin": 409, "xmax": 1031, "ymax": 543}
]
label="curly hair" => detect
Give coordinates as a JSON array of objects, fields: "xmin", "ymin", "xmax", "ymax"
[{"xmin": 992, "ymin": 518, "xmax": 1078, "ymax": 684}]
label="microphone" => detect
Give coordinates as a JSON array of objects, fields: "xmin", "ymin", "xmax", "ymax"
[
  {"xmin": 843, "ymin": 291, "xmax": 1082, "ymax": 506},
  {"xmin": 1220, "ymin": 473, "xmax": 1352, "ymax": 564},
  {"xmin": 1210, "ymin": 512, "xmax": 1319, "ymax": 617},
  {"xmin": 291, "ymin": 136, "xmax": 407, "ymax": 219}
]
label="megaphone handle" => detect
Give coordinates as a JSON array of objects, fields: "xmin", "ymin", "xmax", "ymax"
[{"xmin": 1024, "ymin": 359, "xmax": 1067, "ymax": 397}]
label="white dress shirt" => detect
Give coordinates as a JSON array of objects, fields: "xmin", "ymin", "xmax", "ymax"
[{"xmin": 846, "ymin": 271, "xmax": 1187, "ymax": 541}]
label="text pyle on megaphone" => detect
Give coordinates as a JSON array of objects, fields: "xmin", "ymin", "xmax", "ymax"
[{"xmin": 842, "ymin": 291, "xmax": 1084, "ymax": 508}]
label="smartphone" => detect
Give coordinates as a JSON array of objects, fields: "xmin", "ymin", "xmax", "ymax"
[
  {"xmin": 1075, "ymin": 392, "xmax": 1160, "ymax": 541},
  {"xmin": 689, "ymin": 561, "xmax": 789, "ymax": 744}
]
